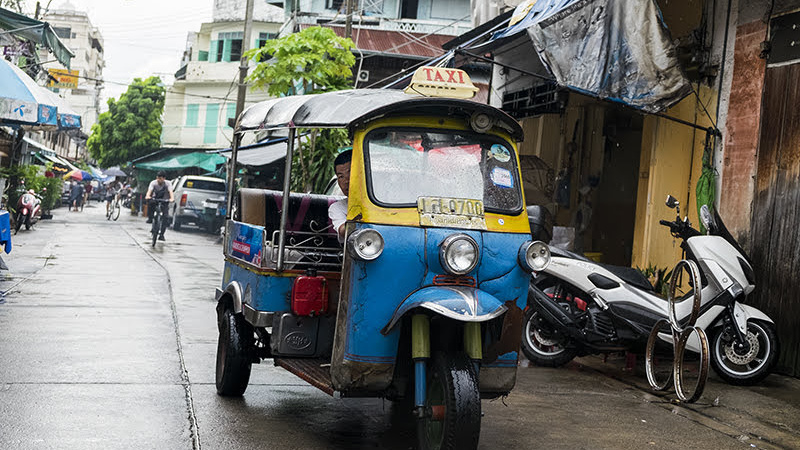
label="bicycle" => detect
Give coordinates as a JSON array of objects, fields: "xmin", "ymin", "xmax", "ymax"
[
  {"xmin": 106, "ymin": 195, "xmax": 121, "ymax": 221},
  {"xmin": 150, "ymin": 198, "xmax": 170, "ymax": 247}
]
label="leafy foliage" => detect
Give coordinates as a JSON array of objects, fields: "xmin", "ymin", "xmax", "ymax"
[
  {"xmin": 1, "ymin": 164, "xmax": 61, "ymax": 212},
  {"xmin": 87, "ymin": 77, "xmax": 165, "ymax": 167},
  {"xmin": 245, "ymin": 27, "xmax": 355, "ymax": 192},
  {"xmin": 245, "ymin": 27, "xmax": 356, "ymax": 97},
  {"xmin": 637, "ymin": 264, "xmax": 673, "ymax": 297}
]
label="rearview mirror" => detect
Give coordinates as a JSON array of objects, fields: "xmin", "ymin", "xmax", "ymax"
[{"xmin": 665, "ymin": 195, "xmax": 679, "ymax": 209}]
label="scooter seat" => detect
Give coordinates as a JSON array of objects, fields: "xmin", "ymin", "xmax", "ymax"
[
  {"xmin": 549, "ymin": 247, "xmax": 654, "ymax": 292},
  {"xmin": 597, "ymin": 263, "xmax": 655, "ymax": 292}
]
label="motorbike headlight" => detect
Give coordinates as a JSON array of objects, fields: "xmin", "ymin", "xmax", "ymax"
[
  {"xmin": 519, "ymin": 240, "xmax": 551, "ymax": 272},
  {"xmin": 440, "ymin": 234, "xmax": 479, "ymax": 275},
  {"xmin": 347, "ymin": 229, "xmax": 384, "ymax": 261}
]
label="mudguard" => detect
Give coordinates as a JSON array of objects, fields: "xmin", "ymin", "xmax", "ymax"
[
  {"xmin": 216, "ymin": 281, "xmax": 244, "ymax": 314},
  {"xmin": 381, "ymin": 285, "xmax": 507, "ymax": 335}
]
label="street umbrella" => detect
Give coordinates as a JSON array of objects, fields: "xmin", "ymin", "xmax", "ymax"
[
  {"xmin": 0, "ymin": 58, "xmax": 58, "ymax": 127},
  {"xmin": 64, "ymin": 169, "xmax": 93, "ymax": 181},
  {"xmin": 103, "ymin": 167, "xmax": 127, "ymax": 177}
]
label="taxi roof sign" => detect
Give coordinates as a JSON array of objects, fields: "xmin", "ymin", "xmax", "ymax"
[{"xmin": 404, "ymin": 66, "xmax": 479, "ymax": 99}]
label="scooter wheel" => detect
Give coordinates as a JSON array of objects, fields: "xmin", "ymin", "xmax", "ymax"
[{"xmin": 710, "ymin": 320, "xmax": 779, "ymax": 386}]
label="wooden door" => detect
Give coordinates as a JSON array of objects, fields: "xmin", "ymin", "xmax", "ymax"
[{"xmin": 750, "ymin": 62, "xmax": 800, "ymax": 376}]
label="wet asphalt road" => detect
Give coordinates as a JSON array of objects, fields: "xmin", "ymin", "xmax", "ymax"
[{"xmin": 1, "ymin": 202, "xmax": 800, "ymax": 449}]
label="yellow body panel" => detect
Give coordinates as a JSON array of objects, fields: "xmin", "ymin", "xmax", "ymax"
[{"xmin": 345, "ymin": 116, "xmax": 530, "ymax": 234}]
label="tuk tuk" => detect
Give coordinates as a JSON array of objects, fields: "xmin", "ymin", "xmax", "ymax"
[{"xmin": 215, "ymin": 66, "xmax": 551, "ymax": 449}]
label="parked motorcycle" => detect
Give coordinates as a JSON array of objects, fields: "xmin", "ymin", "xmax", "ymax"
[
  {"xmin": 14, "ymin": 189, "xmax": 43, "ymax": 233},
  {"xmin": 523, "ymin": 196, "xmax": 779, "ymax": 386}
]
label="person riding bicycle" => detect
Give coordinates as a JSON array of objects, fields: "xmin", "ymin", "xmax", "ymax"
[
  {"xmin": 145, "ymin": 171, "xmax": 174, "ymax": 241},
  {"xmin": 105, "ymin": 179, "xmax": 124, "ymax": 218}
]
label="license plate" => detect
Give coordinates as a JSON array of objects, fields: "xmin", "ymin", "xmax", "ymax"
[{"xmin": 417, "ymin": 197, "xmax": 486, "ymax": 230}]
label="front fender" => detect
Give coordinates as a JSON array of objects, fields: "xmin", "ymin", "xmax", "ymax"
[{"xmin": 381, "ymin": 286, "xmax": 507, "ymax": 335}]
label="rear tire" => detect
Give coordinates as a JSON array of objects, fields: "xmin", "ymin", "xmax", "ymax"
[
  {"xmin": 417, "ymin": 352, "xmax": 481, "ymax": 450},
  {"xmin": 14, "ymin": 213, "xmax": 22, "ymax": 233},
  {"xmin": 173, "ymin": 216, "xmax": 182, "ymax": 231},
  {"xmin": 24, "ymin": 215, "xmax": 31, "ymax": 230},
  {"xmin": 710, "ymin": 320, "xmax": 778, "ymax": 386},
  {"xmin": 215, "ymin": 308, "xmax": 254, "ymax": 396},
  {"xmin": 521, "ymin": 307, "xmax": 578, "ymax": 367}
]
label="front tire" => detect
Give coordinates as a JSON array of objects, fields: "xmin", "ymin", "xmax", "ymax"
[
  {"xmin": 24, "ymin": 215, "xmax": 31, "ymax": 230},
  {"xmin": 710, "ymin": 320, "xmax": 778, "ymax": 386},
  {"xmin": 521, "ymin": 307, "xmax": 578, "ymax": 367},
  {"xmin": 112, "ymin": 202, "xmax": 121, "ymax": 221},
  {"xmin": 417, "ymin": 352, "xmax": 481, "ymax": 450},
  {"xmin": 173, "ymin": 216, "xmax": 182, "ymax": 231},
  {"xmin": 215, "ymin": 308, "xmax": 254, "ymax": 396}
]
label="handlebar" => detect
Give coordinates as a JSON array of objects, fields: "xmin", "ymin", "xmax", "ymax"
[{"xmin": 659, "ymin": 220, "xmax": 671, "ymax": 227}]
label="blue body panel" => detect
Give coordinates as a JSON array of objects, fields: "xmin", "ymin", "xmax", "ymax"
[
  {"xmin": 342, "ymin": 223, "xmax": 530, "ymax": 365},
  {"xmin": 223, "ymin": 261, "xmax": 292, "ymax": 312}
]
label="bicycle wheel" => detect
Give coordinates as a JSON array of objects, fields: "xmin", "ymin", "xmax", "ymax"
[
  {"xmin": 112, "ymin": 200, "xmax": 121, "ymax": 221},
  {"xmin": 151, "ymin": 213, "xmax": 160, "ymax": 247}
]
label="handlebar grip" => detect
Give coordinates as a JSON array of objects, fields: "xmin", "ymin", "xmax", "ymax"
[{"xmin": 659, "ymin": 220, "xmax": 672, "ymax": 227}]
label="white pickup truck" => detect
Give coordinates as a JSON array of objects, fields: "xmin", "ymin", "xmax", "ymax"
[{"xmin": 170, "ymin": 175, "xmax": 226, "ymax": 232}]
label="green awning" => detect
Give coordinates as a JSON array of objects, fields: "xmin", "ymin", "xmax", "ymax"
[
  {"xmin": 0, "ymin": 7, "xmax": 75, "ymax": 69},
  {"xmin": 134, "ymin": 151, "xmax": 226, "ymax": 173}
]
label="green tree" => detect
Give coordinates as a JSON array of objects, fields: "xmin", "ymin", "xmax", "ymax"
[
  {"xmin": 245, "ymin": 27, "xmax": 356, "ymax": 193},
  {"xmin": 87, "ymin": 76, "xmax": 165, "ymax": 167}
]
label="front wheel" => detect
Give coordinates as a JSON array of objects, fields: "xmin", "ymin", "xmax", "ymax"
[
  {"xmin": 24, "ymin": 214, "xmax": 31, "ymax": 230},
  {"xmin": 417, "ymin": 352, "xmax": 481, "ymax": 450},
  {"xmin": 521, "ymin": 307, "xmax": 578, "ymax": 367},
  {"xmin": 710, "ymin": 320, "xmax": 778, "ymax": 386},
  {"xmin": 215, "ymin": 307, "xmax": 254, "ymax": 396},
  {"xmin": 112, "ymin": 201, "xmax": 121, "ymax": 221},
  {"xmin": 151, "ymin": 213, "xmax": 160, "ymax": 247},
  {"xmin": 13, "ymin": 213, "xmax": 22, "ymax": 233}
]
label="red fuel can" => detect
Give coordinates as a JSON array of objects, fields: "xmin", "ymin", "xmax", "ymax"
[{"xmin": 291, "ymin": 276, "xmax": 329, "ymax": 316}]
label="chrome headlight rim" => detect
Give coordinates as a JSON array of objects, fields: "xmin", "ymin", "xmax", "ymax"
[
  {"xmin": 347, "ymin": 228, "xmax": 385, "ymax": 261},
  {"xmin": 519, "ymin": 240, "xmax": 551, "ymax": 272},
  {"xmin": 439, "ymin": 233, "xmax": 480, "ymax": 276}
]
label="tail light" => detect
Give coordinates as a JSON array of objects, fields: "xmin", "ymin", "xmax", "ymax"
[
  {"xmin": 180, "ymin": 193, "xmax": 187, "ymax": 207},
  {"xmin": 291, "ymin": 276, "xmax": 328, "ymax": 316}
]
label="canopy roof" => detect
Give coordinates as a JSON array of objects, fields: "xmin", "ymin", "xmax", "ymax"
[
  {"xmin": 0, "ymin": 7, "xmax": 74, "ymax": 69},
  {"xmin": 134, "ymin": 151, "xmax": 226, "ymax": 173},
  {"xmin": 237, "ymin": 89, "xmax": 524, "ymax": 141}
]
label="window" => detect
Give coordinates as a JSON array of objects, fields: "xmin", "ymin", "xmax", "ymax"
[
  {"xmin": 186, "ymin": 104, "xmax": 199, "ymax": 127},
  {"xmin": 364, "ymin": 128, "xmax": 522, "ymax": 213},
  {"xmin": 217, "ymin": 32, "xmax": 243, "ymax": 62},
  {"xmin": 257, "ymin": 32, "xmax": 277, "ymax": 48},
  {"xmin": 400, "ymin": 0, "xmax": 418, "ymax": 19},
  {"xmin": 53, "ymin": 27, "xmax": 71, "ymax": 39},
  {"xmin": 204, "ymin": 104, "xmax": 220, "ymax": 144},
  {"xmin": 225, "ymin": 103, "xmax": 236, "ymax": 129}
]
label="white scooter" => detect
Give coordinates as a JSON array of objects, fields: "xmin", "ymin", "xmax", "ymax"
[{"xmin": 523, "ymin": 195, "xmax": 779, "ymax": 385}]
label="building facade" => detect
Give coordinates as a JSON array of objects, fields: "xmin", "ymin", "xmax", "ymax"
[
  {"xmin": 161, "ymin": 1, "xmax": 284, "ymax": 150},
  {"xmin": 39, "ymin": 5, "xmax": 105, "ymax": 144}
]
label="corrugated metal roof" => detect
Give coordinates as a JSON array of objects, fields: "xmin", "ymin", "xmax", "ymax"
[{"xmin": 300, "ymin": 24, "xmax": 450, "ymax": 58}]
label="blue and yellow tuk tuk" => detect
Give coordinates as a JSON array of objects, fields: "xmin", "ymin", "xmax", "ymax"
[{"xmin": 215, "ymin": 67, "xmax": 550, "ymax": 449}]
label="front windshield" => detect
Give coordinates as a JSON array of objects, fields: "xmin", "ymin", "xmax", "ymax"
[{"xmin": 364, "ymin": 128, "xmax": 522, "ymax": 213}]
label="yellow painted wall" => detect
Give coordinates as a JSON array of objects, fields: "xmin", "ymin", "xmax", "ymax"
[{"xmin": 631, "ymin": 86, "xmax": 717, "ymax": 271}]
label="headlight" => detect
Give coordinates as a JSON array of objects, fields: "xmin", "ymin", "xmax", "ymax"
[
  {"xmin": 519, "ymin": 240, "xmax": 551, "ymax": 272},
  {"xmin": 440, "ymin": 234, "xmax": 479, "ymax": 275},
  {"xmin": 347, "ymin": 229, "xmax": 384, "ymax": 261}
]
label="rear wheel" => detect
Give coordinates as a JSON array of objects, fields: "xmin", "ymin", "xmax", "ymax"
[
  {"xmin": 24, "ymin": 215, "xmax": 31, "ymax": 230},
  {"xmin": 710, "ymin": 320, "xmax": 778, "ymax": 386},
  {"xmin": 215, "ymin": 307, "xmax": 254, "ymax": 396},
  {"xmin": 14, "ymin": 213, "xmax": 22, "ymax": 233},
  {"xmin": 173, "ymin": 216, "xmax": 182, "ymax": 231},
  {"xmin": 521, "ymin": 307, "xmax": 578, "ymax": 367},
  {"xmin": 417, "ymin": 352, "xmax": 481, "ymax": 450}
]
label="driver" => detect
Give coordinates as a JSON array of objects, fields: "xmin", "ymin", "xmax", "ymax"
[
  {"xmin": 145, "ymin": 171, "xmax": 175, "ymax": 241},
  {"xmin": 328, "ymin": 150, "xmax": 351, "ymax": 243}
]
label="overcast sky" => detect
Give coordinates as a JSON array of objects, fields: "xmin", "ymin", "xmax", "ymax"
[{"xmin": 41, "ymin": 0, "xmax": 215, "ymax": 105}]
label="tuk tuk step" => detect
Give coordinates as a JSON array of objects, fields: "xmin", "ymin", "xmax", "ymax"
[{"xmin": 274, "ymin": 357, "xmax": 334, "ymax": 396}]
